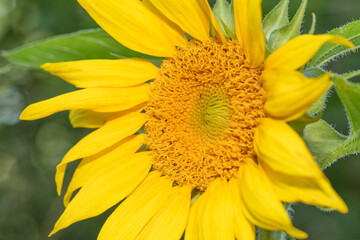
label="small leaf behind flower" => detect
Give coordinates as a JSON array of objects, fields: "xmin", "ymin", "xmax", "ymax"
[
  {"xmin": 213, "ymin": 0, "xmax": 231, "ymax": 26},
  {"xmin": 2, "ymin": 28, "xmax": 160, "ymax": 69},
  {"xmin": 303, "ymin": 120, "xmax": 347, "ymax": 168},
  {"xmin": 333, "ymin": 76, "xmax": 360, "ymax": 136},
  {"xmin": 213, "ymin": 0, "xmax": 235, "ymax": 39},
  {"xmin": 307, "ymin": 20, "xmax": 360, "ymax": 68},
  {"xmin": 304, "ymin": 76, "xmax": 360, "ymax": 169},
  {"xmin": 268, "ymin": 0, "xmax": 308, "ymax": 52},
  {"xmin": 262, "ymin": 0, "xmax": 289, "ymax": 41}
]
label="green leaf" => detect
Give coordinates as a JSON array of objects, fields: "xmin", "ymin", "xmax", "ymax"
[
  {"xmin": 307, "ymin": 20, "xmax": 360, "ymax": 68},
  {"xmin": 268, "ymin": 0, "xmax": 308, "ymax": 52},
  {"xmin": 333, "ymin": 75, "xmax": 360, "ymax": 135},
  {"xmin": 303, "ymin": 120, "xmax": 347, "ymax": 168},
  {"xmin": 2, "ymin": 28, "xmax": 160, "ymax": 69},
  {"xmin": 304, "ymin": 76, "xmax": 360, "ymax": 169},
  {"xmin": 262, "ymin": 0, "xmax": 289, "ymax": 41}
]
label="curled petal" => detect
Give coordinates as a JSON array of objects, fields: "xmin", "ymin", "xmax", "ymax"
[
  {"xmin": 263, "ymin": 70, "xmax": 331, "ymax": 121},
  {"xmin": 265, "ymin": 34, "xmax": 354, "ymax": 71}
]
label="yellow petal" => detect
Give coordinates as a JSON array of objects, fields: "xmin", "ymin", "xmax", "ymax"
[
  {"xmin": 41, "ymin": 59, "xmax": 159, "ymax": 88},
  {"xmin": 78, "ymin": 0, "xmax": 187, "ymax": 57},
  {"xmin": 63, "ymin": 134, "xmax": 146, "ymax": 207},
  {"xmin": 229, "ymin": 178, "xmax": 255, "ymax": 240},
  {"xmin": 199, "ymin": 179, "xmax": 234, "ymax": 240},
  {"xmin": 265, "ymin": 34, "xmax": 354, "ymax": 70},
  {"xmin": 233, "ymin": 0, "xmax": 246, "ymax": 46},
  {"xmin": 196, "ymin": 0, "xmax": 226, "ymax": 42},
  {"xmin": 69, "ymin": 109, "xmax": 118, "ymax": 129},
  {"xmin": 98, "ymin": 171, "xmax": 173, "ymax": 240},
  {"xmin": 146, "ymin": 0, "xmax": 210, "ymax": 42},
  {"xmin": 240, "ymin": 159, "xmax": 308, "ymax": 239},
  {"xmin": 49, "ymin": 152, "xmax": 152, "ymax": 236},
  {"xmin": 264, "ymin": 168, "xmax": 348, "ymax": 214},
  {"xmin": 234, "ymin": 0, "xmax": 265, "ymax": 67},
  {"xmin": 255, "ymin": 118, "xmax": 322, "ymax": 177},
  {"xmin": 137, "ymin": 185, "xmax": 192, "ymax": 240},
  {"xmin": 263, "ymin": 70, "xmax": 331, "ymax": 121},
  {"xmin": 185, "ymin": 193, "xmax": 205, "ymax": 240},
  {"xmin": 20, "ymin": 84, "xmax": 149, "ymax": 120},
  {"xmin": 56, "ymin": 111, "xmax": 146, "ymax": 195},
  {"xmin": 141, "ymin": 0, "xmax": 192, "ymax": 48}
]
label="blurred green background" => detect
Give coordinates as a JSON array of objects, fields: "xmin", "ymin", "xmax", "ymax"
[{"xmin": 0, "ymin": 0, "xmax": 359, "ymax": 239}]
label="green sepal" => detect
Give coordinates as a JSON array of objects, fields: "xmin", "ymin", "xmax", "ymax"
[
  {"xmin": 306, "ymin": 91, "xmax": 328, "ymax": 116},
  {"xmin": 213, "ymin": 0, "xmax": 235, "ymax": 39},
  {"xmin": 307, "ymin": 20, "xmax": 360, "ymax": 68},
  {"xmin": 219, "ymin": 18, "xmax": 236, "ymax": 40},
  {"xmin": 308, "ymin": 13, "xmax": 316, "ymax": 35},
  {"xmin": 228, "ymin": 1, "xmax": 235, "ymax": 37},
  {"xmin": 213, "ymin": 0, "xmax": 231, "ymax": 26},
  {"xmin": 288, "ymin": 111, "xmax": 323, "ymax": 136},
  {"xmin": 262, "ymin": 0, "xmax": 289, "ymax": 41},
  {"xmin": 2, "ymin": 28, "xmax": 161, "ymax": 69},
  {"xmin": 268, "ymin": 0, "xmax": 308, "ymax": 52},
  {"xmin": 190, "ymin": 190, "xmax": 201, "ymax": 206},
  {"xmin": 303, "ymin": 67, "xmax": 326, "ymax": 78}
]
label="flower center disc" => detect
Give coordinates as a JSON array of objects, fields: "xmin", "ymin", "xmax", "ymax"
[{"xmin": 145, "ymin": 39, "xmax": 265, "ymax": 190}]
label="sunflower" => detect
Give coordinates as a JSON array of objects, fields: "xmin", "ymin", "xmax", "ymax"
[{"xmin": 20, "ymin": 0, "xmax": 354, "ymax": 239}]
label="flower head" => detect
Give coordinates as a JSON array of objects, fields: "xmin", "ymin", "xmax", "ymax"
[{"xmin": 20, "ymin": 0, "xmax": 354, "ymax": 239}]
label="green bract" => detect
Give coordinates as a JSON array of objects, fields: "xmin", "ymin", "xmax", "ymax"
[
  {"xmin": 265, "ymin": 0, "xmax": 308, "ymax": 52},
  {"xmin": 213, "ymin": 0, "xmax": 235, "ymax": 39},
  {"xmin": 304, "ymin": 76, "xmax": 360, "ymax": 170}
]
